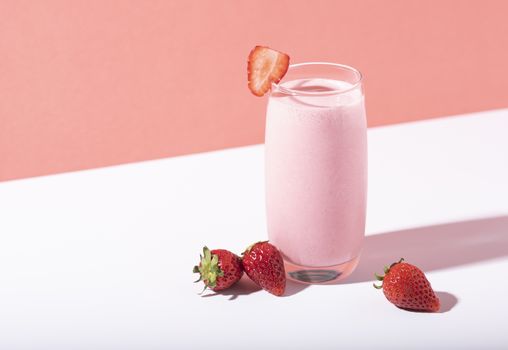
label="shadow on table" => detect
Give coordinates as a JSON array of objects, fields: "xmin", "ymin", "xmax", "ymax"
[
  {"xmin": 340, "ymin": 215, "xmax": 508, "ymax": 284},
  {"xmin": 390, "ymin": 292, "xmax": 458, "ymax": 314},
  {"xmin": 201, "ymin": 275, "xmax": 261, "ymax": 300},
  {"xmin": 201, "ymin": 274, "xmax": 309, "ymax": 300},
  {"xmin": 201, "ymin": 216, "xmax": 508, "ymax": 301},
  {"xmin": 284, "ymin": 279, "xmax": 309, "ymax": 297},
  {"xmin": 436, "ymin": 292, "xmax": 458, "ymax": 313}
]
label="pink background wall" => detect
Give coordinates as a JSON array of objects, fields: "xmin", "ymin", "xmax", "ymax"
[{"xmin": 1, "ymin": 0, "xmax": 507, "ymax": 182}]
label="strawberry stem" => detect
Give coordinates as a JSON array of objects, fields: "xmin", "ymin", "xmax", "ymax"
[
  {"xmin": 198, "ymin": 284, "xmax": 208, "ymax": 295},
  {"xmin": 374, "ymin": 258, "xmax": 406, "ymax": 290},
  {"xmin": 389, "ymin": 257, "xmax": 404, "ymax": 269},
  {"xmin": 193, "ymin": 246, "xmax": 223, "ymax": 290}
]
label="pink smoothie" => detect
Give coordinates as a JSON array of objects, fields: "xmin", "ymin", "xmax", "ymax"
[{"xmin": 265, "ymin": 78, "xmax": 367, "ymax": 267}]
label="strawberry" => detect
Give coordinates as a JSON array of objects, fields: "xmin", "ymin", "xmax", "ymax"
[
  {"xmin": 242, "ymin": 241, "xmax": 286, "ymax": 296},
  {"xmin": 247, "ymin": 46, "xmax": 290, "ymax": 97},
  {"xmin": 374, "ymin": 258, "xmax": 440, "ymax": 312},
  {"xmin": 193, "ymin": 247, "xmax": 243, "ymax": 292}
]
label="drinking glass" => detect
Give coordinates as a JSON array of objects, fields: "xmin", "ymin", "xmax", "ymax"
[{"xmin": 265, "ymin": 62, "xmax": 367, "ymax": 283}]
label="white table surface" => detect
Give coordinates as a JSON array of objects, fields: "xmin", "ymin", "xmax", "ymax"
[{"xmin": 1, "ymin": 108, "xmax": 508, "ymax": 349}]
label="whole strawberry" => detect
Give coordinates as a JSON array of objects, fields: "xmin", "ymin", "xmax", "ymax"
[
  {"xmin": 242, "ymin": 241, "xmax": 286, "ymax": 296},
  {"xmin": 193, "ymin": 247, "xmax": 243, "ymax": 292},
  {"xmin": 374, "ymin": 258, "xmax": 440, "ymax": 312}
]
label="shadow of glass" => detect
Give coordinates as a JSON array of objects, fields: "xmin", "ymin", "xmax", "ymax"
[{"xmin": 339, "ymin": 215, "xmax": 508, "ymax": 284}]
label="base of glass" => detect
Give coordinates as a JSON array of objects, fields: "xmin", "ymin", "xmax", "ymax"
[{"xmin": 284, "ymin": 256, "xmax": 360, "ymax": 284}]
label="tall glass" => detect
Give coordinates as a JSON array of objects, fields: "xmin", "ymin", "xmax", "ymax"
[{"xmin": 265, "ymin": 63, "xmax": 367, "ymax": 284}]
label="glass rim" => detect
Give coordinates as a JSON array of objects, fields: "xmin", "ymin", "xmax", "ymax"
[{"xmin": 271, "ymin": 62, "xmax": 363, "ymax": 96}]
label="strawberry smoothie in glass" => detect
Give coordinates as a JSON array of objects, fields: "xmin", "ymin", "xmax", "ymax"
[{"xmin": 265, "ymin": 62, "xmax": 367, "ymax": 283}]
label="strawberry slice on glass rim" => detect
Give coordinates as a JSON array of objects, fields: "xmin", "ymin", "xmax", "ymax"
[{"xmin": 247, "ymin": 46, "xmax": 290, "ymax": 97}]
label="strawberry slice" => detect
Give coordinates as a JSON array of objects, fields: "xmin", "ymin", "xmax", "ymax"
[{"xmin": 247, "ymin": 46, "xmax": 290, "ymax": 97}]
